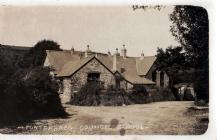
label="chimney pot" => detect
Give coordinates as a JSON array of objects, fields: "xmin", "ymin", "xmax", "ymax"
[
  {"xmin": 85, "ymin": 45, "xmax": 91, "ymax": 57},
  {"xmin": 108, "ymin": 50, "xmax": 111, "ymax": 55},
  {"xmin": 140, "ymin": 51, "xmax": 145, "ymax": 60},
  {"xmin": 86, "ymin": 45, "xmax": 91, "ymax": 51},
  {"xmin": 121, "ymin": 44, "xmax": 127, "ymax": 58},
  {"xmin": 71, "ymin": 46, "xmax": 75, "ymax": 54}
]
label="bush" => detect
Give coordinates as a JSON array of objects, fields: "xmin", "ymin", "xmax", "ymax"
[
  {"xmin": 70, "ymin": 83, "xmax": 176, "ymax": 106},
  {"xmin": 0, "ymin": 67, "xmax": 67, "ymax": 126},
  {"xmin": 70, "ymin": 83, "xmax": 132, "ymax": 106},
  {"xmin": 183, "ymin": 88, "xmax": 194, "ymax": 101},
  {"xmin": 144, "ymin": 88, "xmax": 176, "ymax": 103},
  {"xmin": 100, "ymin": 89, "xmax": 132, "ymax": 106},
  {"xmin": 14, "ymin": 67, "xmax": 66, "ymax": 117},
  {"xmin": 194, "ymin": 100, "xmax": 208, "ymax": 106},
  {"xmin": 70, "ymin": 82, "xmax": 101, "ymax": 106},
  {"xmin": 127, "ymin": 85, "xmax": 149, "ymax": 104}
]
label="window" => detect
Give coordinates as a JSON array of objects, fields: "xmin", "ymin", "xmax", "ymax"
[{"xmin": 87, "ymin": 72, "xmax": 100, "ymax": 82}]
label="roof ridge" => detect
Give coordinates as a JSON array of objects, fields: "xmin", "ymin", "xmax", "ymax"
[{"xmin": 47, "ymin": 49, "xmax": 108, "ymax": 55}]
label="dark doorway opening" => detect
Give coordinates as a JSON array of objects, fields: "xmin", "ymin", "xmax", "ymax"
[
  {"xmin": 87, "ymin": 72, "xmax": 100, "ymax": 82},
  {"xmin": 160, "ymin": 72, "xmax": 164, "ymax": 87}
]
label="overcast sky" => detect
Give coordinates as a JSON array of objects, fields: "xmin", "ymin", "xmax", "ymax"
[{"xmin": 0, "ymin": 6, "xmax": 179, "ymax": 56}]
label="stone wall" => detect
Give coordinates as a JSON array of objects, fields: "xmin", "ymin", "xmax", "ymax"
[{"xmin": 60, "ymin": 78, "xmax": 72, "ymax": 103}]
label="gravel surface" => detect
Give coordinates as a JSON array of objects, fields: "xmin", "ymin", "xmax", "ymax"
[{"xmin": 0, "ymin": 101, "xmax": 208, "ymax": 135}]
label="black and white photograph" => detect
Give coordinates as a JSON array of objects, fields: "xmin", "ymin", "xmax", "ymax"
[{"xmin": 0, "ymin": 4, "xmax": 209, "ymax": 136}]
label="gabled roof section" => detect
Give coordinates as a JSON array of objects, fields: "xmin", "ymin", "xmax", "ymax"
[
  {"xmin": 124, "ymin": 74, "xmax": 155, "ymax": 84},
  {"xmin": 114, "ymin": 70, "xmax": 154, "ymax": 85},
  {"xmin": 45, "ymin": 50, "xmax": 156, "ymax": 84},
  {"xmin": 96, "ymin": 54, "xmax": 113, "ymax": 70},
  {"xmin": 136, "ymin": 56, "xmax": 157, "ymax": 76},
  {"xmin": 46, "ymin": 50, "xmax": 84, "ymax": 74},
  {"xmin": 114, "ymin": 56, "xmax": 155, "ymax": 84},
  {"xmin": 57, "ymin": 56, "xmax": 114, "ymax": 77},
  {"xmin": 57, "ymin": 56, "xmax": 93, "ymax": 77}
]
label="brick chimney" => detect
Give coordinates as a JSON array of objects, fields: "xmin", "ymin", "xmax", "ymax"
[
  {"xmin": 121, "ymin": 44, "xmax": 127, "ymax": 58},
  {"xmin": 113, "ymin": 48, "xmax": 119, "ymax": 71},
  {"xmin": 95, "ymin": 52, "xmax": 98, "ymax": 58}
]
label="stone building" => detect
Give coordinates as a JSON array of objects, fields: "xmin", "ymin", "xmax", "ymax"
[{"xmin": 44, "ymin": 45, "xmax": 169, "ymax": 103}]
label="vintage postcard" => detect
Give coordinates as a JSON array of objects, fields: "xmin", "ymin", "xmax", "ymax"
[{"xmin": 0, "ymin": 3, "xmax": 211, "ymax": 138}]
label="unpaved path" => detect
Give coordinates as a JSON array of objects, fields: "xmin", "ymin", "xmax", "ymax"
[{"xmin": 0, "ymin": 101, "xmax": 208, "ymax": 135}]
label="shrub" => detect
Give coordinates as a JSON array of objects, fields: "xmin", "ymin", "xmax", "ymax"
[
  {"xmin": 183, "ymin": 88, "xmax": 194, "ymax": 101},
  {"xmin": 70, "ymin": 83, "xmax": 132, "ymax": 106},
  {"xmin": 0, "ymin": 67, "xmax": 67, "ymax": 126},
  {"xmin": 127, "ymin": 86, "xmax": 148, "ymax": 104},
  {"xmin": 194, "ymin": 100, "xmax": 208, "ymax": 106},
  {"xmin": 145, "ymin": 88, "xmax": 176, "ymax": 103},
  {"xmin": 70, "ymin": 83, "xmax": 177, "ymax": 106},
  {"xmin": 14, "ymin": 67, "xmax": 66, "ymax": 117},
  {"xmin": 70, "ymin": 82, "xmax": 101, "ymax": 106},
  {"xmin": 100, "ymin": 89, "xmax": 132, "ymax": 106}
]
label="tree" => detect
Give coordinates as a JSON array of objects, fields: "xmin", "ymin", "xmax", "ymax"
[
  {"xmin": 170, "ymin": 6, "xmax": 209, "ymax": 101},
  {"xmin": 155, "ymin": 46, "xmax": 186, "ymax": 87},
  {"xmin": 11, "ymin": 66, "xmax": 66, "ymax": 117},
  {"xmin": 21, "ymin": 39, "xmax": 62, "ymax": 68},
  {"xmin": 0, "ymin": 40, "xmax": 66, "ymax": 126}
]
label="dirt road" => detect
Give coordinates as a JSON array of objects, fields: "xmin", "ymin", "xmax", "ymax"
[{"xmin": 0, "ymin": 101, "xmax": 208, "ymax": 135}]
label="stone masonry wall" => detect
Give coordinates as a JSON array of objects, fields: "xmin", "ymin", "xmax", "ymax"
[{"xmin": 60, "ymin": 78, "xmax": 72, "ymax": 103}]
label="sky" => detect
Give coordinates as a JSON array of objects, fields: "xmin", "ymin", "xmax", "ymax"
[{"xmin": 0, "ymin": 6, "xmax": 179, "ymax": 56}]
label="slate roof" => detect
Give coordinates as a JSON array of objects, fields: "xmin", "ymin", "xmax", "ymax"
[
  {"xmin": 46, "ymin": 50, "xmax": 84, "ymax": 74},
  {"xmin": 136, "ymin": 56, "xmax": 157, "ymax": 76},
  {"xmin": 57, "ymin": 57, "xmax": 93, "ymax": 77},
  {"xmin": 45, "ymin": 50, "xmax": 156, "ymax": 84},
  {"xmin": 115, "ymin": 56, "xmax": 155, "ymax": 84}
]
